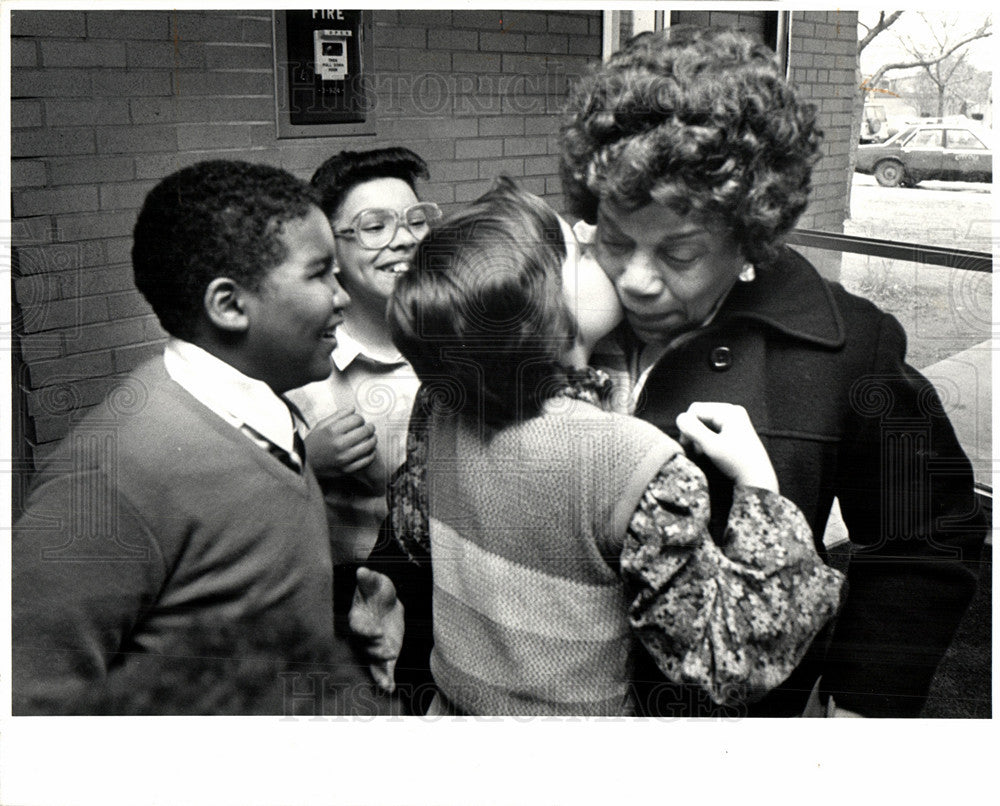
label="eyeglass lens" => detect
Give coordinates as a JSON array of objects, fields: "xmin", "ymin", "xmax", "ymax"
[{"xmin": 353, "ymin": 203, "xmax": 441, "ymax": 249}]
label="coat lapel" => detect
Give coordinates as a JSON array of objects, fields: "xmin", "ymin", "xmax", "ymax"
[
  {"xmin": 635, "ymin": 326, "xmax": 771, "ymax": 436},
  {"xmin": 720, "ymin": 247, "xmax": 846, "ymax": 349},
  {"xmin": 631, "ymin": 249, "xmax": 847, "ymax": 441}
]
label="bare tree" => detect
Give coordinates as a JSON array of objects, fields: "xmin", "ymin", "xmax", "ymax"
[
  {"xmin": 855, "ymin": 12, "xmax": 906, "ymax": 128},
  {"xmin": 847, "ymin": 11, "xmax": 991, "ymax": 213},
  {"xmin": 848, "ymin": 11, "xmax": 905, "ymax": 214},
  {"xmin": 866, "ymin": 13, "xmax": 991, "ymax": 114},
  {"xmin": 859, "ymin": 11, "xmax": 904, "ymax": 55}
]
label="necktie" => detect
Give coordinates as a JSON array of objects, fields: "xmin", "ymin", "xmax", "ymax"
[
  {"xmin": 282, "ymin": 396, "xmax": 309, "ymax": 472},
  {"xmin": 240, "ymin": 424, "xmax": 305, "ymax": 473}
]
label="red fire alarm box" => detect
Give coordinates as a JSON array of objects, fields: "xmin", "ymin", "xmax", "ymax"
[{"xmin": 273, "ymin": 10, "xmax": 375, "ymax": 138}]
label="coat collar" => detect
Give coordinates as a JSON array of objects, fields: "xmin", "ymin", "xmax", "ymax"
[{"xmin": 718, "ymin": 247, "xmax": 846, "ymax": 349}]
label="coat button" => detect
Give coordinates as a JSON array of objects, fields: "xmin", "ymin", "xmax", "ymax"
[{"xmin": 709, "ymin": 346, "xmax": 733, "ymax": 371}]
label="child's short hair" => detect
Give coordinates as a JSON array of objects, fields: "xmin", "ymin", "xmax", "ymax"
[
  {"xmin": 132, "ymin": 160, "xmax": 320, "ymax": 340},
  {"xmin": 388, "ymin": 178, "xmax": 576, "ymax": 431},
  {"xmin": 311, "ymin": 147, "xmax": 429, "ymax": 220}
]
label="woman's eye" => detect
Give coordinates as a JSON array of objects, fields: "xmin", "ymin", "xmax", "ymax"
[
  {"xmin": 600, "ymin": 239, "xmax": 631, "ymax": 254},
  {"xmin": 662, "ymin": 250, "xmax": 702, "ymax": 265}
]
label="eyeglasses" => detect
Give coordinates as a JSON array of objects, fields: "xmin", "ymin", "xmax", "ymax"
[{"xmin": 333, "ymin": 202, "xmax": 443, "ymax": 249}]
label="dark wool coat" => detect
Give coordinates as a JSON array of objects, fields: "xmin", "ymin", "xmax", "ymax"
[{"xmin": 615, "ymin": 246, "xmax": 986, "ymax": 717}]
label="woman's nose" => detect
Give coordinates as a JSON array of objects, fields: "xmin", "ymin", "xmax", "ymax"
[
  {"xmin": 616, "ymin": 253, "xmax": 664, "ymax": 297},
  {"xmin": 389, "ymin": 222, "xmax": 419, "ymax": 250}
]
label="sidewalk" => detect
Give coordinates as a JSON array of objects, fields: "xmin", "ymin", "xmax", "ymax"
[{"xmin": 919, "ymin": 339, "xmax": 993, "ymax": 493}]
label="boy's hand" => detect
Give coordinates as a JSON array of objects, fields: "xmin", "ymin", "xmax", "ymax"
[
  {"xmin": 348, "ymin": 567, "xmax": 404, "ymax": 694},
  {"xmin": 676, "ymin": 402, "xmax": 779, "ymax": 493},
  {"xmin": 305, "ymin": 408, "xmax": 377, "ymax": 476}
]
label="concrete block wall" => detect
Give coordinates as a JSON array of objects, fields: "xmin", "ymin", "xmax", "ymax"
[{"xmin": 10, "ymin": 7, "xmax": 855, "ymax": 484}]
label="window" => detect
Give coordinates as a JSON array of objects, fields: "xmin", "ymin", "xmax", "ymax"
[
  {"xmin": 601, "ymin": 10, "xmax": 666, "ymax": 60},
  {"xmin": 945, "ymin": 129, "xmax": 987, "ymax": 149},
  {"xmin": 601, "ymin": 10, "xmax": 789, "ymax": 73},
  {"xmin": 904, "ymin": 128, "xmax": 944, "ymax": 148}
]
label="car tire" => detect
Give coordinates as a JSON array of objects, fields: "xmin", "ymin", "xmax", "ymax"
[{"xmin": 874, "ymin": 160, "xmax": 905, "ymax": 188}]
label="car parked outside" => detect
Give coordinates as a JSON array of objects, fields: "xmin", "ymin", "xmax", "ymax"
[{"xmin": 855, "ymin": 120, "xmax": 993, "ymax": 187}]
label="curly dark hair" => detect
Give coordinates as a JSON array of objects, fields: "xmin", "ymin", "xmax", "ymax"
[
  {"xmin": 132, "ymin": 160, "xmax": 320, "ymax": 339},
  {"xmin": 560, "ymin": 26, "xmax": 823, "ymax": 266},
  {"xmin": 311, "ymin": 147, "xmax": 430, "ymax": 220},
  {"xmin": 388, "ymin": 178, "xmax": 575, "ymax": 432}
]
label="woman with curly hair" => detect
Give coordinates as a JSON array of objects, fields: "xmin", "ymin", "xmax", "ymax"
[
  {"xmin": 560, "ymin": 26, "xmax": 985, "ymax": 717},
  {"xmin": 377, "ymin": 178, "xmax": 843, "ymax": 716}
]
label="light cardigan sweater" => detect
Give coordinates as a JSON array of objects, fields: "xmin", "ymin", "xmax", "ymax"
[
  {"xmin": 12, "ymin": 357, "xmax": 365, "ymax": 714},
  {"xmin": 426, "ymin": 397, "xmax": 680, "ymax": 715}
]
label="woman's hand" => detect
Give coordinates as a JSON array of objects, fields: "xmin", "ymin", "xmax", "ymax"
[
  {"xmin": 676, "ymin": 402, "xmax": 779, "ymax": 493},
  {"xmin": 304, "ymin": 408, "xmax": 377, "ymax": 477}
]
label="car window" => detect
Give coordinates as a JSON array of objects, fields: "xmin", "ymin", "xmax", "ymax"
[
  {"xmin": 945, "ymin": 129, "xmax": 987, "ymax": 149},
  {"xmin": 904, "ymin": 128, "xmax": 944, "ymax": 148}
]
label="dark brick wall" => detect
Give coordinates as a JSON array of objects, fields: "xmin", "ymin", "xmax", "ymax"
[
  {"xmin": 10, "ymin": 8, "xmax": 856, "ymax": 472},
  {"xmin": 672, "ymin": 8, "xmax": 858, "ymax": 234},
  {"xmin": 10, "ymin": 8, "xmax": 602, "ymax": 465},
  {"xmin": 787, "ymin": 10, "xmax": 859, "ymax": 234}
]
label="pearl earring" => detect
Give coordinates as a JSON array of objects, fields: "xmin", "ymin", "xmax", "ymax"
[{"xmin": 738, "ymin": 262, "xmax": 756, "ymax": 283}]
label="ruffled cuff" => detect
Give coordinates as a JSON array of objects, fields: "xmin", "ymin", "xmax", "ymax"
[{"xmin": 624, "ymin": 463, "xmax": 847, "ymax": 706}]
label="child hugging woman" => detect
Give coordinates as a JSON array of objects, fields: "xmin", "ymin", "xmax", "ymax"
[{"xmin": 377, "ymin": 179, "xmax": 845, "ymax": 716}]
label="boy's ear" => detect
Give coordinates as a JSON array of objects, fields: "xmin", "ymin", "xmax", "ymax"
[{"xmin": 203, "ymin": 277, "xmax": 251, "ymax": 333}]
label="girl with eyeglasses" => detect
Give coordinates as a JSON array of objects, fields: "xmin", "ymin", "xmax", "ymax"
[{"xmin": 289, "ymin": 148, "xmax": 443, "ymax": 576}]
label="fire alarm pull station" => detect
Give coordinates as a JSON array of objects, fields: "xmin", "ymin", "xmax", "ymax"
[
  {"xmin": 274, "ymin": 10, "xmax": 373, "ymax": 135},
  {"xmin": 315, "ymin": 30, "xmax": 349, "ymax": 81}
]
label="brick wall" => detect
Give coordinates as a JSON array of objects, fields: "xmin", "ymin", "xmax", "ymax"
[
  {"xmin": 672, "ymin": 8, "xmax": 858, "ymax": 235},
  {"xmin": 9, "ymin": 8, "xmax": 601, "ymax": 479},
  {"xmin": 672, "ymin": 8, "xmax": 774, "ymax": 33},
  {"xmin": 787, "ymin": 9, "xmax": 859, "ymax": 279},
  {"xmin": 788, "ymin": 9, "xmax": 859, "ymax": 234},
  {"xmin": 10, "ymin": 7, "xmax": 857, "ymax": 486}
]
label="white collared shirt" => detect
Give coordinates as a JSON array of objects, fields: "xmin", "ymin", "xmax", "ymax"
[
  {"xmin": 288, "ymin": 323, "xmax": 419, "ymax": 468},
  {"xmin": 163, "ymin": 338, "xmax": 302, "ymax": 460},
  {"xmin": 286, "ymin": 322, "xmax": 422, "ymax": 562},
  {"xmin": 328, "ymin": 324, "xmax": 405, "ymax": 372}
]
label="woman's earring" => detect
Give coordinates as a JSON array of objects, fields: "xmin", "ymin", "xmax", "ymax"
[{"xmin": 738, "ymin": 261, "xmax": 756, "ymax": 283}]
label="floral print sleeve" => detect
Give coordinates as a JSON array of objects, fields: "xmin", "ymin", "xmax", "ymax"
[
  {"xmin": 387, "ymin": 384, "xmax": 432, "ymax": 566},
  {"xmin": 621, "ymin": 453, "xmax": 847, "ymax": 707}
]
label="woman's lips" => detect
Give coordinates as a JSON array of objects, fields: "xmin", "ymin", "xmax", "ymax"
[
  {"xmin": 625, "ymin": 310, "xmax": 686, "ymax": 339},
  {"xmin": 626, "ymin": 310, "xmax": 681, "ymax": 326},
  {"xmin": 375, "ymin": 261, "xmax": 410, "ymax": 274}
]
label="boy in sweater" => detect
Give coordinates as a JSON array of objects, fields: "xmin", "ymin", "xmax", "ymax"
[{"xmin": 12, "ymin": 161, "xmax": 402, "ymax": 715}]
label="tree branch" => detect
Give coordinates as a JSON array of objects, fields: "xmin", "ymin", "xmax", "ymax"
[
  {"xmin": 863, "ymin": 26, "xmax": 992, "ymax": 91},
  {"xmin": 858, "ymin": 10, "xmax": 904, "ymax": 54}
]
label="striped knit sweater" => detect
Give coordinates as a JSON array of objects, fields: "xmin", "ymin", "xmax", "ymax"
[{"xmin": 425, "ymin": 397, "xmax": 680, "ymax": 715}]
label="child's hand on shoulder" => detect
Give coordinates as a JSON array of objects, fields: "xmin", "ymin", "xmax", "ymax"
[
  {"xmin": 676, "ymin": 402, "xmax": 779, "ymax": 493},
  {"xmin": 305, "ymin": 407, "xmax": 377, "ymax": 477}
]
